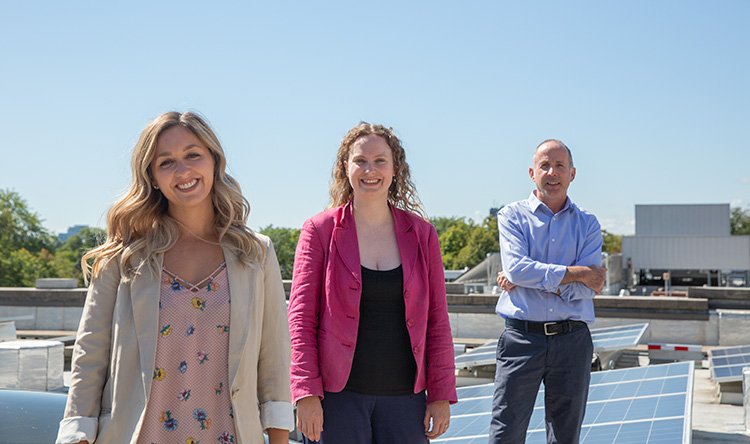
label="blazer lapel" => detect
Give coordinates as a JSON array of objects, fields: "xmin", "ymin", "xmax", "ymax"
[
  {"xmin": 393, "ymin": 207, "xmax": 418, "ymax": 287},
  {"xmin": 225, "ymin": 248, "xmax": 255, "ymax": 386},
  {"xmin": 332, "ymin": 201, "xmax": 362, "ymax": 282},
  {"xmin": 129, "ymin": 253, "xmax": 162, "ymax": 398}
]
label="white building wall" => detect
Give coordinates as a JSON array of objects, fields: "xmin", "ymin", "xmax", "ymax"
[
  {"xmin": 635, "ymin": 204, "xmax": 730, "ymax": 237},
  {"xmin": 622, "ymin": 235, "xmax": 750, "ymax": 270}
]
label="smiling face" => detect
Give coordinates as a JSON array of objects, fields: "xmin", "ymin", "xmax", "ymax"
[
  {"xmin": 345, "ymin": 134, "xmax": 395, "ymax": 205},
  {"xmin": 150, "ymin": 125, "xmax": 215, "ymax": 218},
  {"xmin": 529, "ymin": 141, "xmax": 576, "ymax": 213}
]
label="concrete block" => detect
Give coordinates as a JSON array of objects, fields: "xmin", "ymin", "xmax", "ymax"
[
  {"xmin": 35, "ymin": 278, "xmax": 78, "ymax": 289},
  {"xmin": 0, "ymin": 307, "xmax": 36, "ymax": 329},
  {"xmin": 0, "ymin": 321, "xmax": 17, "ymax": 341},
  {"xmin": 718, "ymin": 381, "xmax": 744, "ymax": 405},
  {"xmin": 453, "ymin": 312, "xmax": 503, "ymax": 339},
  {"xmin": 448, "ymin": 313, "xmax": 459, "ymax": 338},
  {"xmin": 34, "ymin": 307, "xmax": 64, "ymax": 330},
  {"xmin": 19, "ymin": 344, "xmax": 49, "ymax": 390},
  {"xmin": 718, "ymin": 310, "xmax": 750, "ymax": 346},
  {"xmin": 63, "ymin": 306, "xmax": 83, "ymax": 331},
  {"xmin": 0, "ymin": 345, "xmax": 20, "ymax": 388},
  {"xmin": 445, "ymin": 282, "xmax": 465, "ymax": 294},
  {"xmin": 45, "ymin": 342, "xmax": 64, "ymax": 390},
  {"xmin": 644, "ymin": 319, "xmax": 713, "ymax": 345},
  {"xmin": 0, "ymin": 340, "xmax": 65, "ymax": 391},
  {"xmin": 743, "ymin": 367, "xmax": 750, "ymax": 432}
]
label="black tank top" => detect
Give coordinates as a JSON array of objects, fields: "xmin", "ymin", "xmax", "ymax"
[{"xmin": 344, "ymin": 265, "xmax": 417, "ymax": 395}]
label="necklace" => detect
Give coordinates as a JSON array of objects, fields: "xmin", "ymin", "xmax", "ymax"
[{"xmin": 173, "ymin": 218, "xmax": 222, "ymax": 246}]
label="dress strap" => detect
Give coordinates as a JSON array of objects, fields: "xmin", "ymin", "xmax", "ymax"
[{"xmin": 162, "ymin": 262, "xmax": 226, "ymax": 292}]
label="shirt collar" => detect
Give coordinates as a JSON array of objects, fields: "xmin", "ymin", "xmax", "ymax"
[{"xmin": 527, "ymin": 191, "xmax": 573, "ymax": 215}]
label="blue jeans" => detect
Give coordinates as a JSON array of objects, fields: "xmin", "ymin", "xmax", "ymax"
[
  {"xmin": 303, "ymin": 390, "xmax": 429, "ymax": 444},
  {"xmin": 489, "ymin": 323, "xmax": 593, "ymax": 443}
]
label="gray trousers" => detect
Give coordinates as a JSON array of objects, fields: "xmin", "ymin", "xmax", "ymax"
[{"xmin": 488, "ymin": 323, "xmax": 593, "ymax": 444}]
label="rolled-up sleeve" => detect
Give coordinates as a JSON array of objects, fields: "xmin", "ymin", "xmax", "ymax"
[
  {"xmin": 258, "ymin": 239, "xmax": 295, "ymax": 431},
  {"xmin": 288, "ymin": 218, "xmax": 326, "ymax": 403},
  {"xmin": 56, "ymin": 258, "xmax": 120, "ymax": 444},
  {"xmin": 498, "ymin": 207, "xmax": 567, "ymax": 292},
  {"xmin": 556, "ymin": 216, "xmax": 603, "ymax": 302}
]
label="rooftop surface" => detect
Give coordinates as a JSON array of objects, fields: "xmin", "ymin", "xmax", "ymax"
[{"xmin": 691, "ymin": 366, "xmax": 749, "ymax": 443}]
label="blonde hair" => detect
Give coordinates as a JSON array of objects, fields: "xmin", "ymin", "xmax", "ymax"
[
  {"xmin": 83, "ymin": 111, "xmax": 265, "ymax": 282},
  {"xmin": 328, "ymin": 122, "xmax": 425, "ymax": 218}
]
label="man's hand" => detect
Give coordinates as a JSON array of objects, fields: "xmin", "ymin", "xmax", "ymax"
[
  {"xmin": 562, "ymin": 265, "xmax": 607, "ymax": 293},
  {"xmin": 296, "ymin": 396, "xmax": 324, "ymax": 441},
  {"xmin": 497, "ymin": 271, "xmax": 517, "ymax": 292},
  {"xmin": 424, "ymin": 400, "xmax": 451, "ymax": 439}
]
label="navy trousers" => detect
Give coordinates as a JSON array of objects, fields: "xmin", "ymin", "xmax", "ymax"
[
  {"xmin": 488, "ymin": 323, "xmax": 593, "ymax": 444},
  {"xmin": 303, "ymin": 390, "xmax": 429, "ymax": 444}
]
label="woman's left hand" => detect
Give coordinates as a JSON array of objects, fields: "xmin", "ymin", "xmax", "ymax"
[{"xmin": 424, "ymin": 400, "xmax": 451, "ymax": 439}]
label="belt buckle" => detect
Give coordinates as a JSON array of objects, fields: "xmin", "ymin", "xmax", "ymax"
[{"xmin": 543, "ymin": 322, "xmax": 559, "ymax": 336}]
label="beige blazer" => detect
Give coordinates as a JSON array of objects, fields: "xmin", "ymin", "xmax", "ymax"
[{"xmin": 57, "ymin": 235, "xmax": 294, "ymax": 444}]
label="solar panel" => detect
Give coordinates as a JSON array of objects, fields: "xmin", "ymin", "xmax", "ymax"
[
  {"xmin": 708, "ymin": 344, "xmax": 750, "ymax": 383},
  {"xmin": 455, "ymin": 323, "xmax": 649, "ymax": 370},
  {"xmin": 433, "ymin": 361, "xmax": 693, "ymax": 444},
  {"xmin": 591, "ymin": 323, "xmax": 650, "ymax": 352}
]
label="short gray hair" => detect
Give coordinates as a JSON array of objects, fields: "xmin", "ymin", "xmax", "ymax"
[{"xmin": 533, "ymin": 139, "xmax": 573, "ymax": 167}]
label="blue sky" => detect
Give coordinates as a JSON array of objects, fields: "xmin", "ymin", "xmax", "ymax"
[{"xmin": 1, "ymin": 1, "xmax": 748, "ymax": 236}]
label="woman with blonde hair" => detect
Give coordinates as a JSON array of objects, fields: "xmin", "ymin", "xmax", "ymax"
[
  {"xmin": 56, "ymin": 111, "xmax": 293, "ymax": 444},
  {"xmin": 288, "ymin": 122, "xmax": 457, "ymax": 443}
]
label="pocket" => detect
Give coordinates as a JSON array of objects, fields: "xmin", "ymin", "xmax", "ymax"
[{"xmin": 495, "ymin": 329, "xmax": 507, "ymax": 360}]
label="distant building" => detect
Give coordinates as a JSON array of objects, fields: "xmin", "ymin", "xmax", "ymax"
[
  {"xmin": 489, "ymin": 206, "xmax": 504, "ymax": 218},
  {"xmin": 621, "ymin": 204, "xmax": 750, "ymax": 289},
  {"xmin": 58, "ymin": 225, "xmax": 88, "ymax": 243}
]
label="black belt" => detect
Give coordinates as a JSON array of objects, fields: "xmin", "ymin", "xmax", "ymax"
[{"xmin": 505, "ymin": 318, "xmax": 586, "ymax": 336}]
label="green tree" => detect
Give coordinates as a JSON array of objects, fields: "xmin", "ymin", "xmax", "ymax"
[
  {"xmin": 730, "ymin": 206, "xmax": 750, "ymax": 235},
  {"xmin": 431, "ymin": 215, "xmax": 500, "ymax": 270},
  {"xmin": 602, "ymin": 229, "xmax": 622, "ymax": 254},
  {"xmin": 0, "ymin": 189, "xmax": 58, "ymax": 255},
  {"xmin": 430, "ymin": 216, "xmax": 463, "ymax": 239},
  {"xmin": 0, "ymin": 248, "xmax": 66, "ymax": 287},
  {"xmin": 55, "ymin": 227, "xmax": 107, "ymax": 285},
  {"xmin": 0, "ymin": 189, "xmax": 66, "ymax": 286},
  {"xmin": 259, "ymin": 225, "xmax": 301, "ymax": 279}
]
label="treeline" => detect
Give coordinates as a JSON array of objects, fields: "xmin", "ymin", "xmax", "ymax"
[
  {"xmin": 0, "ymin": 190, "xmax": 105, "ymax": 287},
  {"xmin": 262, "ymin": 215, "xmax": 504, "ymax": 278},
  {"xmin": 14, "ymin": 188, "xmax": 736, "ymax": 287},
  {"xmin": 1, "ymin": 189, "xmax": 503, "ymax": 285}
]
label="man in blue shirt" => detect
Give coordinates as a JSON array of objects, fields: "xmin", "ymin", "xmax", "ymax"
[{"xmin": 489, "ymin": 139, "xmax": 605, "ymax": 443}]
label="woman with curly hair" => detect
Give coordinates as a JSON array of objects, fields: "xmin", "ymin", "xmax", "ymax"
[
  {"xmin": 56, "ymin": 112, "xmax": 293, "ymax": 444},
  {"xmin": 288, "ymin": 122, "xmax": 457, "ymax": 443}
]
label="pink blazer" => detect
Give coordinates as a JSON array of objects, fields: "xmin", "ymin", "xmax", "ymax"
[{"xmin": 288, "ymin": 201, "xmax": 457, "ymax": 405}]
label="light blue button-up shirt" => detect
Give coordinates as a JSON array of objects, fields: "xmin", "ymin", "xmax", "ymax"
[{"xmin": 495, "ymin": 192, "xmax": 602, "ymax": 324}]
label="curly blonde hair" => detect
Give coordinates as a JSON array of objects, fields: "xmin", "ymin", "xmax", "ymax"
[
  {"xmin": 328, "ymin": 122, "xmax": 425, "ymax": 218},
  {"xmin": 83, "ymin": 111, "xmax": 265, "ymax": 282}
]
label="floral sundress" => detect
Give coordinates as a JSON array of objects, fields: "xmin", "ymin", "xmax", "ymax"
[{"xmin": 137, "ymin": 263, "xmax": 237, "ymax": 444}]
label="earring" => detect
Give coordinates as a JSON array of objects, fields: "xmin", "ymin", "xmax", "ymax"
[{"xmin": 153, "ymin": 184, "xmax": 159, "ymax": 190}]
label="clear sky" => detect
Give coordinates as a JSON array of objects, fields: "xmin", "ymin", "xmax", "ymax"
[{"xmin": 2, "ymin": 1, "xmax": 748, "ymax": 236}]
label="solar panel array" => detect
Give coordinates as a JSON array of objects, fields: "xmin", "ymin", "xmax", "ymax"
[
  {"xmin": 708, "ymin": 344, "xmax": 750, "ymax": 383},
  {"xmin": 455, "ymin": 323, "xmax": 649, "ymax": 370},
  {"xmin": 433, "ymin": 361, "xmax": 694, "ymax": 444}
]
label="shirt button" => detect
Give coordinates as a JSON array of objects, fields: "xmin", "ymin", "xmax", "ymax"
[
  {"xmin": 407, "ymin": 319, "xmax": 414, "ymax": 327},
  {"xmin": 413, "ymin": 346, "xmax": 420, "ymax": 354},
  {"xmin": 551, "ymin": 239, "xmax": 556, "ymax": 242},
  {"xmin": 549, "ymin": 308, "xmax": 554, "ymax": 312},
  {"xmin": 404, "ymin": 290, "xmax": 409, "ymax": 298}
]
